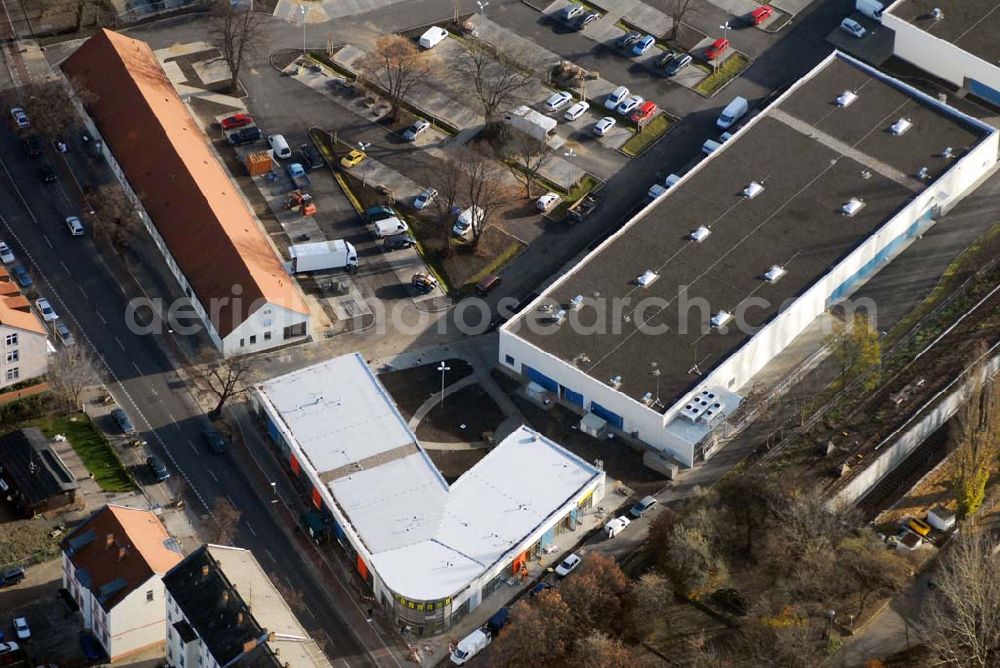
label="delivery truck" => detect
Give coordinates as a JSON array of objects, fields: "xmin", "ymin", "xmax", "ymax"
[{"xmin": 288, "ymin": 240, "xmax": 358, "ymax": 273}]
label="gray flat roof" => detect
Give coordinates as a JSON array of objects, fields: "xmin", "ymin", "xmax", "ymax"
[
  {"xmin": 506, "ymin": 54, "xmax": 988, "ymax": 411},
  {"xmin": 888, "ymin": 0, "xmax": 1000, "ymax": 66}
]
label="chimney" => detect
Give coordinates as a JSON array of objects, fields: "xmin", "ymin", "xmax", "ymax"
[
  {"xmin": 221, "ymin": 590, "xmax": 230, "ymax": 606},
  {"xmin": 237, "ymin": 611, "xmax": 244, "ymax": 626},
  {"xmin": 201, "ymin": 564, "xmax": 210, "ymax": 579},
  {"xmin": 105, "ymin": 533, "xmax": 115, "ymax": 549},
  {"xmin": 118, "ymin": 547, "xmax": 127, "ymax": 561}
]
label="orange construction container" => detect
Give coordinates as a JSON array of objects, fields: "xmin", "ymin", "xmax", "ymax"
[{"xmin": 245, "ymin": 151, "xmax": 273, "ymax": 177}]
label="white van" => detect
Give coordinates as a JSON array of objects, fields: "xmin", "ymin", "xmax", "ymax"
[
  {"xmin": 419, "ymin": 26, "xmax": 449, "ymax": 49},
  {"xmin": 604, "ymin": 85, "xmax": 629, "ymax": 110},
  {"xmin": 268, "ymin": 134, "xmax": 292, "ymax": 159},
  {"xmin": 716, "ymin": 96, "xmax": 748, "ymax": 130},
  {"xmin": 452, "ymin": 206, "xmax": 483, "ymax": 239},
  {"xmin": 450, "ymin": 629, "xmax": 490, "ymax": 665},
  {"xmin": 373, "ymin": 217, "xmax": 409, "ymax": 238},
  {"xmin": 855, "ymin": 0, "xmax": 884, "ymax": 20}
]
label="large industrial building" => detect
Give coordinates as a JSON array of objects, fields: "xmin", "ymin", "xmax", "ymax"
[
  {"xmin": 498, "ymin": 52, "xmax": 998, "ymax": 471},
  {"xmin": 62, "ymin": 30, "xmax": 311, "ymax": 356},
  {"xmin": 881, "ymin": 0, "xmax": 1000, "ymax": 106},
  {"xmin": 251, "ymin": 353, "xmax": 605, "ymax": 633}
]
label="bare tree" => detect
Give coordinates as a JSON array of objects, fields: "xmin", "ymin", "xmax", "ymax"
[
  {"xmin": 432, "ymin": 155, "xmax": 465, "ymax": 256},
  {"xmin": 950, "ymin": 341, "xmax": 1000, "ymax": 518},
  {"xmin": 918, "ymin": 534, "xmax": 1000, "ymax": 668},
  {"xmin": 357, "ymin": 36, "xmax": 435, "ymax": 121},
  {"xmin": 463, "ymin": 152, "xmax": 511, "ymax": 249},
  {"xmin": 490, "ymin": 592, "xmax": 576, "ymax": 666},
  {"xmin": 193, "ymin": 353, "xmax": 253, "ymax": 419},
  {"xmin": 85, "ymin": 183, "xmax": 140, "ymax": 250},
  {"xmin": 624, "ymin": 572, "xmax": 672, "ymax": 643},
  {"xmin": 659, "ymin": 508, "xmax": 728, "ymax": 597},
  {"xmin": 460, "ymin": 41, "xmax": 535, "ymax": 129},
  {"xmin": 666, "ymin": 0, "xmax": 697, "ymax": 42},
  {"xmin": 208, "ymin": 0, "xmax": 266, "ymax": 94},
  {"xmin": 21, "ymin": 82, "xmax": 81, "ymax": 138},
  {"xmin": 568, "ymin": 631, "xmax": 646, "ymax": 667},
  {"xmin": 74, "ymin": 0, "xmax": 112, "ymax": 32},
  {"xmin": 502, "ymin": 134, "xmax": 548, "ymax": 199},
  {"xmin": 49, "ymin": 345, "xmax": 102, "ymax": 409},
  {"xmin": 837, "ymin": 532, "xmax": 910, "ymax": 619},
  {"xmin": 208, "ymin": 495, "xmax": 243, "ymax": 545}
]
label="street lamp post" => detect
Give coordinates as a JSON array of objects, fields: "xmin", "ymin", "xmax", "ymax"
[
  {"xmin": 438, "ymin": 362, "xmax": 451, "ymax": 408},
  {"xmin": 719, "ymin": 21, "xmax": 731, "ymax": 42},
  {"xmin": 269, "ymin": 481, "xmax": 278, "ymax": 504},
  {"xmin": 299, "ymin": 6, "xmax": 307, "ymax": 55},
  {"xmin": 477, "ymin": 0, "xmax": 489, "ymax": 16}
]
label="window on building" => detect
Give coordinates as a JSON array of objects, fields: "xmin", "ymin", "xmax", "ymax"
[
  {"xmin": 5, "ymin": 367, "xmax": 18, "ymax": 381},
  {"xmin": 263, "ymin": 318, "xmax": 273, "ymax": 328},
  {"xmin": 264, "ymin": 331, "xmax": 272, "ymax": 341},
  {"xmin": 249, "ymin": 335, "xmax": 256, "ymax": 345},
  {"xmin": 239, "ymin": 339, "xmax": 245, "ymax": 347},
  {"xmin": 505, "ymin": 354, "xmax": 515, "ymax": 366},
  {"xmin": 146, "ymin": 590, "xmax": 154, "ymax": 602},
  {"xmin": 4, "ymin": 333, "xmax": 16, "ymax": 346},
  {"xmin": 283, "ymin": 322, "xmax": 307, "ymax": 340},
  {"xmin": 5, "ymin": 350, "xmax": 17, "ymax": 363}
]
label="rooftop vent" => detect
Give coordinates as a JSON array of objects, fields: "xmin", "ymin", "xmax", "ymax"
[
  {"xmin": 690, "ymin": 226, "xmax": 711, "ymax": 242},
  {"xmin": 609, "ymin": 375, "xmax": 623, "ymax": 390},
  {"xmin": 569, "ymin": 294, "xmax": 584, "ymax": 310},
  {"xmin": 743, "ymin": 181, "xmax": 764, "ymax": 199},
  {"xmin": 842, "ymin": 197, "xmax": 865, "ymax": 217},
  {"xmin": 836, "ymin": 90, "xmax": 858, "ymax": 107},
  {"xmin": 552, "ymin": 309, "xmax": 567, "ymax": 324},
  {"xmin": 641, "ymin": 391, "xmax": 655, "ymax": 406},
  {"xmin": 701, "ymin": 401, "xmax": 724, "ymax": 424},
  {"xmin": 942, "ymin": 146, "xmax": 954, "ymax": 159},
  {"xmin": 931, "ymin": 7, "xmax": 943, "ymax": 20},
  {"xmin": 680, "ymin": 389, "xmax": 720, "ymax": 423},
  {"xmin": 710, "ymin": 310, "xmax": 732, "ymax": 329},
  {"xmin": 538, "ymin": 303, "xmax": 553, "ymax": 313},
  {"xmin": 763, "ymin": 265, "xmax": 786, "ymax": 283},
  {"xmin": 636, "ymin": 270, "xmax": 659, "ymax": 287},
  {"xmin": 917, "ymin": 166, "xmax": 930, "ymax": 180},
  {"xmin": 861, "ymin": 169, "xmax": 872, "ymax": 180},
  {"xmin": 890, "ymin": 118, "xmax": 913, "ymax": 136}
]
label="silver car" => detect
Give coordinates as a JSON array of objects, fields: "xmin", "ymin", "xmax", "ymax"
[{"xmin": 402, "ymin": 119, "xmax": 431, "ymax": 141}]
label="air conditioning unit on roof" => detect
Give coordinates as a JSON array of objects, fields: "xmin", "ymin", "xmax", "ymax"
[
  {"xmin": 690, "ymin": 226, "xmax": 711, "ymax": 242},
  {"xmin": 836, "ymin": 90, "xmax": 858, "ymax": 107},
  {"xmin": 890, "ymin": 118, "xmax": 913, "ymax": 136}
]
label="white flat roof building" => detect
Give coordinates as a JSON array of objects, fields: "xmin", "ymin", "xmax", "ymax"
[{"xmin": 252, "ymin": 353, "xmax": 605, "ymax": 632}]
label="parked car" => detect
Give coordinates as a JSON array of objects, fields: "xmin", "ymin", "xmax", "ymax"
[
  {"xmin": 419, "ymin": 26, "xmax": 449, "ymax": 49},
  {"xmin": 750, "ymin": 4, "xmax": 773, "ymax": 24},
  {"xmin": 0, "ymin": 242, "xmax": 13, "ymax": 264},
  {"xmin": 65, "ymin": 216, "xmax": 84, "ymax": 236},
  {"xmin": 146, "ymin": 455, "xmax": 170, "ymax": 482},
  {"xmin": 840, "ymin": 17, "xmax": 866, "ymax": 38},
  {"xmin": 702, "ymin": 138, "xmax": 722, "ymax": 155},
  {"xmin": 615, "ymin": 31, "xmax": 641, "ymax": 49},
  {"xmin": 201, "ymin": 428, "xmax": 229, "ymax": 454},
  {"xmin": 220, "ymin": 113, "xmax": 252, "ymax": 130},
  {"xmin": 298, "ymin": 143, "xmax": 324, "ymax": 170},
  {"xmin": 340, "ymin": 149, "xmax": 366, "ymax": 169},
  {"xmin": 11, "ymin": 265, "xmax": 31, "ymax": 288},
  {"xmin": 0, "ymin": 567, "xmax": 25, "ymax": 588},
  {"xmin": 632, "ymin": 34, "xmax": 656, "ymax": 56},
  {"xmin": 616, "ymin": 94, "xmax": 644, "ymax": 115},
  {"xmin": 0, "ymin": 641, "xmax": 19, "ymax": 655},
  {"xmin": 382, "ymin": 233, "xmax": 416, "ymax": 251},
  {"xmin": 21, "ymin": 135, "xmax": 41, "ymax": 158},
  {"xmin": 604, "ymin": 85, "xmax": 629, "ymax": 109},
  {"xmin": 111, "ymin": 408, "xmax": 136, "ymax": 435},
  {"xmin": 593, "ymin": 116, "xmax": 617, "ymax": 136},
  {"xmin": 411, "ymin": 273, "xmax": 438, "ymax": 294},
  {"xmin": 452, "ymin": 206, "xmax": 483, "ymax": 239},
  {"xmin": 267, "ymin": 133, "xmax": 292, "ymax": 159},
  {"xmin": 364, "ymin": 205, "xmax": 397, "ymax": 222},
  {"xmin": 475, "ymin": 274, "xmax": 502, "ymax": 296},
  {"xmin": 79, "ymin": 634, "xmax": 103, "ymax": 662},
  {"xmin": 604, "ymin": 515, "xmax": 631, "ymax": 538},
  {"xmin": 414, "ymin": 187, "xmax": 437, "ymax": 210},
  {"xmin": 564, "ymin": 100, "xmax": 590, "ymax": 121},
  {"xmin": 660, "ymin": 52, "xmax": 692, "ymax": 76},
  {"xmin": 631, "ymin": 101, "xmax": 657, "ymax": 124},
  {"xmin": 555, "ymin": 553, "xmax": 582, "ymax": 577},
  {"xmin": 10, "ymin": 106, "xmax": 28, "ymax": 128},
  {"xmin": 629, "ymin": 495, "xmax": 658, "ymax": 518},
  {"xmin": 705, "ymin": 37, "xmax": 730, "ymax": 60},
  {"xmin": 228, "ymin": 126, "xmax": 262, "ymax": 146},
  {"xmin": 575, "ymin": 11, "xmax": 599, "ymax": 29},
  {"xmin": 35, "ymin": 298, "xmax": 58, "ymax": 322},
  {"xmin": 561, "ymin": 3, "xmax": 584, "ymax": 21},
  {"xmin": 13, "ymin": 617, "xmax": 29, "ymax": 641},
  {"xmin": 529, "ymin": 581, "xmax": 553, "ymax": 597},
  {"xmin": 55, "ymin": 322, "xmax": 75, "ymax": 346},
  {"xmin": 37, "ymin": 166, "xmax": 57, "ymax": 183},
  {"xmin": 544, "ymin": 91, "xmax": 574, "ymax": 112},
  {"xmin": 403, "ymin": 119, "xmax": 431, "ymax": 141},
  {"xmin": 536, "ymin": 192, "xmax": 561, "ymax": 212}
]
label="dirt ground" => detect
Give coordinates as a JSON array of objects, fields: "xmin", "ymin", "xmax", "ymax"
[
  {"xmin": 415, "ymin": 383, "xmax": 506, "ymax": 443},
  {"xmin": 514, "ymin": 397, "xmax": 668, "ymax": 496},
  {"xmin": 378, "ymin": 359, "xmax": 473, "ymax": 418},
  {"xmin": 0, "ymin": 514, "xmax": 63, "ymax": 570},
  {"xmin": 425, "ymin": 449, "xmax": 490, "ymax": 484}
]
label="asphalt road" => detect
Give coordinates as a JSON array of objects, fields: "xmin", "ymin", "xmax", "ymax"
[{"xmin": 0, "ymin": 127, "xmax": 392, "ymax": 665}]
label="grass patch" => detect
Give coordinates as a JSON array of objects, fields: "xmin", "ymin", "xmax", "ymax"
[
  {"xmin": 548, "ymin": 173, "xmax": 602, "ymax": 219},
  {"xmin": 36, "ymin": 413, "xmax": 134, "ymax": 493},
  {"xmin": 466, "ymin": 241, "xmax": 523, "ymax": 287},
  {"xmin": 694, "ymin": 53, "xmax": 751, "ymax": 96},
  {"xmin": 620, "ymin": 114, "xmax": 674, "ymax": 157}
]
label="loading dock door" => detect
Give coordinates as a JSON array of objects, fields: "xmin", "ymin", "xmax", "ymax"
[
  {"xmin": 524, "ymin": 365, "xmax": 558, "ymax": 391},
  {"xmin": 969, "ymin": 79, "xmax": 1000, "ymax": 107},
  {"xmin": 590, "ymin": 401, "xmax": 624, "ymax": 430}
]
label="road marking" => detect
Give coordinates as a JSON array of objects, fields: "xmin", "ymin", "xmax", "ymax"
[
  {"xmin": 166, "ymin": 412, "xmax": 178, "ymax": 425},
  {"xmin": 60, "ymin": 259, "xmax": 70, "ymax": 274},
  {"xmin": 246, "ymin": 522, "xmax": 257, "ymax": 537},
  {"xmin": 264, "ymin": 548, "xmax": 277, "ymax": 564},
  {"xmin": 303, "ymin": 607, "xmax": 316, "ymax": 621},
  {"xmin": 78, "ymin": 285, "xmax": 88, "ymax": 299},
  {"xmin": 189, "ymin": 441, "xmax": 199, "ymax": 455},
  {"xmin": 226, "ymin": 493, "xmax": 237, "ymax": 507},
  {"xmin": 132, "ymin": 360, "xmax": 142, "ymax": 375},
  {"xmin": 114, "ymin": 336, "xmax": 125, "ymax": 351},
  {"xmin": 42, "ymin": 233, "xmax": 52, "ymax": 248},
  {"xmin": 96, "ymin": 311, "xmax": 107, "ymax": 324},
  {"xmin": 208, "ymin": 470, "xmax": 218, "ymax": 482}
]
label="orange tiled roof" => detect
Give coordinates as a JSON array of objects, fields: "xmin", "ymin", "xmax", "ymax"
[{"xmin": 0, "ymin": 295, "xmax": 44, "ymax": 335}]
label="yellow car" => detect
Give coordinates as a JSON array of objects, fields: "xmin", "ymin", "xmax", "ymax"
[
  {"xmin": 340, "ymin": 149, "xmax": 366, "ymax": 169},
  {"xmin": 908, "ymin": 518, "xmax": 932, "ymax": 536}
]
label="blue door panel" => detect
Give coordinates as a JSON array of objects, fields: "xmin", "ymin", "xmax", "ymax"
[{"xmin": 524, "ymin": 365, "xmax": 558, "ymax": 391}]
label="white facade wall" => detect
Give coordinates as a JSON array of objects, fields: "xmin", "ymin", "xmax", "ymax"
[
  {"xmin": 0, "ymin": 326, "xmax": 47, "ymax": 389},
  {"xmin": 882, "ymin": 6, "xmax": 1000, "ymax": 93},
  {"xmin": 499, "ymin": 53, "xmax": 998, "ymax": 468},
  {"xmin": 221, "ymin": 302, "xmax": 310, "ymax": 356},
  {"xmin": 106, "ymin": 577, "xmax": 168, "ymax": 660}
]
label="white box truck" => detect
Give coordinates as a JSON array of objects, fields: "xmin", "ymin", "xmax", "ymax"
[{"xmin": 288, "ymin": 240, "xmax": 358, "ymax": 273}]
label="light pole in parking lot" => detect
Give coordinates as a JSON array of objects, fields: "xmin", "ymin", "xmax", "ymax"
[
  {"xmin": 298, "ymin": 5, "xmax": 307, "ymax": 55},
  {"xmin": 477, "ymin": 0, "xmax": 489, "ymax": 16},
  {"xmin": 438, "ymin": 362, "xmax": 451, "ymax": 408},
  {"xmin": 719, "ymin": 20, "xmax": 731, "ymax": 42}
]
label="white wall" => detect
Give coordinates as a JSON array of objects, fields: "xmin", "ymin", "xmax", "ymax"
[
  {"xmin": 107, "ymin": 575, "xmax": 168, "ymax": 660},
  {"xmin": 221, "ymin": 302, "xmax": 310, "ymax": 357},
  {"xmin": 883, "ymin": 10, "xmax": 1000, "ymax": 93},
  {"xmin": 0, "ymin": 326, "xmax": 47, "ymax": 389}
]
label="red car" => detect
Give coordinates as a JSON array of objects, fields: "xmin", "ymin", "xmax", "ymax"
[
  {"xmin": 705, "ymin": 38, "xmax": 730, "ymax": 60},
  {"xmin": 750, "ymin": 5, "xmax": 773, "ymax": 25},
  {"xmin": 221, "ymin": 113, "xmax": 253, "ymax": 130},
  {"xmin": 630, "ymin": 101, "xmax": 658, "ymax": 124}
]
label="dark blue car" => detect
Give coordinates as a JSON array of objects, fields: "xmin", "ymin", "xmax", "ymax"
[
  {"xmin": 80, "ymin": 633, "xmax": 105, "ymax": 662},
  {"xmin": 11, "ymin": 265, "xmax": 31, "ymax": 288}
]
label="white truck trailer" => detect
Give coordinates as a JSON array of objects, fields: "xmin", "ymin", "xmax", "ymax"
[{"xmin": 288, "ymin": 240, "xmax": 358, "ymax": 273}]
